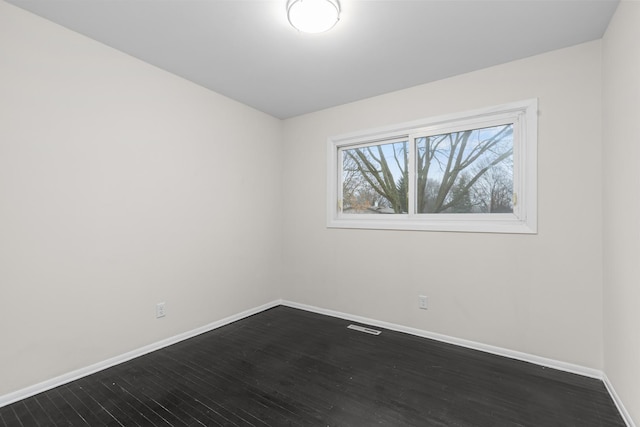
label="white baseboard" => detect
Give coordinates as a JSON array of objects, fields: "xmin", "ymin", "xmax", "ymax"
[
  {"xmin": 283, "ymin": 300, "xmax": 640, "ymax": 426},
  {"xmin": 282, "ymin": 300, "xmax": 602, "ymax": 378},
  {"xmin": 0, "ymin": 299, "xmax": 281, "ymax": 409},
  {"xmin": 2, "ymin": 299, "xmax": 635, "ymax": 427},
  {"xmin": 603, "ymin": 373, "xmax": 637, "ymax": 427}
]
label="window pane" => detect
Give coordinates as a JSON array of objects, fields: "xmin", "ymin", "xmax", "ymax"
[
  {"xmin": 416, "ymin": 124, "xmax": 513, "ymax": 214},
  {"xmin": 342, "ymin": 140, "xmax": 408, "ymax": 214}
]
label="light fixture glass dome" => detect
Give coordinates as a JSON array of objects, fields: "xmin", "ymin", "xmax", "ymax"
[{"xmin": 287, "ymin": 0, "xmax": 340, "ymax": 34}]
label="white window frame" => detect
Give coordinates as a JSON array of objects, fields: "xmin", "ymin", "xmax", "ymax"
[{"xmin": 327, "ymin": 99, "xmax": 537, "ymax": 234}]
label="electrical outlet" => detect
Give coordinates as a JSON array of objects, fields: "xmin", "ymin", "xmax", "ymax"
[
  {"xmin": 156, "ymin": 302, "xmax": 166, "ymax": 318},
  {"xmin": 419, "ymin": 295, "xmax": 428, "ymax": 310}
]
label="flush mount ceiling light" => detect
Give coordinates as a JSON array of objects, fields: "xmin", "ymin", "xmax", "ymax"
[{"xmin": 287, "ymin": 0, "xmax": 340, "ymax": 33}]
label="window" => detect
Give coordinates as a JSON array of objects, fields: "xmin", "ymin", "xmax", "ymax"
[{"xmin": 327, "ymin": 99, "xmax": 537, "ymax": 233}]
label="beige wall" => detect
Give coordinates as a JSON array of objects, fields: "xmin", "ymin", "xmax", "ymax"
[
  {"xmin": 4, "ymin": 0, "xmax": 638, "ymax": 421},
  {"xmin": 0, "ymin": 1, "xmax": 282, "ymax": 395},
  {"xmin": 603, "ymin": 1, "xmax": 640, "ymax": 424},
  {"xmin": 282, "ymin": 41, "xmax": 604, "ymax": 369}
]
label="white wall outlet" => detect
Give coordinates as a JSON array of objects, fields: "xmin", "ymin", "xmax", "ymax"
[
  {"xmin": 419, "ymin": 295, "xmax": 428, "ymax": 310},
  {"xmin": 156, "ymin": 302, "xmax": 166, "ymax": 318}
]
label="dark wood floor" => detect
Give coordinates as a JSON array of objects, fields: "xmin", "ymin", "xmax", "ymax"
[{"xmin": 0, "ymin": 306, "xmax": 626, "ymax": 426}]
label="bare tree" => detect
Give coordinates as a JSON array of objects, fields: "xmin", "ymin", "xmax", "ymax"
[
  {"xmin": 343, "ymin": 141, "xmax": 408, "ymax": 213},
  {"xmin": 342, "ymin": 124, "xmax": 513, "ymax": 214},
  {"xmin": 343, "ymin": 153, "xmax": 389, "ymax": 212},
  {"xmin": 470, "ymin": 160, "xmax": 513, "ymax": 213},
  {"xmin": 417, "ymin": 124, "xmax": 513, "ymax": 213}
]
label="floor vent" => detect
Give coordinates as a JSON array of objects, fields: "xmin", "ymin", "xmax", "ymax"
[{"xmin": 347, "ymin": 324, "xmax": 381, "ymax": 335}]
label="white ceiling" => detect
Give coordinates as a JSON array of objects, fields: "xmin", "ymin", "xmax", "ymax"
[{"xmin": 8, "ymin": 0, "xmax": 619, "ymax": 119}]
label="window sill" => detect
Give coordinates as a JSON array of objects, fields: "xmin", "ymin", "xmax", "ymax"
[{"xmin": 327, "ymin": 214, "xmax": 536, "ymax": 234}]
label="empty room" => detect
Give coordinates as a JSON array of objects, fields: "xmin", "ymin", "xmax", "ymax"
[{"xmin": 1, "ymin": 0, "xmax": 638, "ymax": 425}]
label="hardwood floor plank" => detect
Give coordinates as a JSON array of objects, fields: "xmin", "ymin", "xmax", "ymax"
[
  {"xmin": 48, "ymin": 389, "xmax": 91, "ymax": 426},
  {"xmin": 141, "ymin": 355, "xmax": 267, "ymax": 426},
  {"xmin": 3, "ymin": 404, "xmax": 26, "ymax": 427},
  {"xmin": 166, "ymin": 356, "xmax": 311, "ymax": 426},
  {"xmin": 120, "ymin": 369, "xmax": 214, "ymax": 427},
  {"xmin": 0, "ymin": 306, "xmax": 626, "ymax": 426},
  {"xmin": 63, "ymin": 384, "xmax": 112, "ymax": 426},
  {"xmin": 32, "ymin": 393, "xmax": 74, "ymax": 426},
  {"xmin": 177, "ymin": 348, "xmax": 326, "ymax": 423}
]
